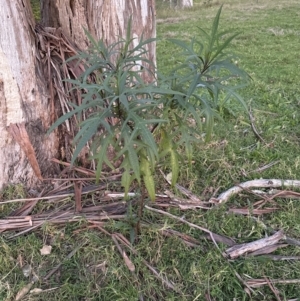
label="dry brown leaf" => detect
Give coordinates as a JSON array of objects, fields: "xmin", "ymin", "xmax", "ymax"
[
  {"xmin": 122, "ymin": 250, "xmax": 135, "ymax": 272},
  {"xmin": 111, "ymin": 235, "xmax": 135, "ymax": 272},
  {"xmin": 30, "ymin": 287, "xmax": 59, "ymax": 294},
  {"xmin": 29, "ymin": 288, "xmax": 43, "ymax": 294},
  {"xmin": 15, "ymin": 282, "xmax": 34, "ymax": 300},
  {"xmin": 40, "ymin": 245, "xmax": 52, "ymax": 255}
]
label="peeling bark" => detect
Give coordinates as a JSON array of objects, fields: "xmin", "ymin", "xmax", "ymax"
[
  {"xmin": 0, "ymin": 0, "xmax": 58, "ymax": 189},
  {"xmin": 225, "ymin": 231, "xmax": 285, "ymax": 259}
]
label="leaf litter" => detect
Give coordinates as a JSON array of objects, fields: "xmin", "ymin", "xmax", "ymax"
[{"xmin": 2, "ymin": 164, "xmax": 300, "ymax": 299}]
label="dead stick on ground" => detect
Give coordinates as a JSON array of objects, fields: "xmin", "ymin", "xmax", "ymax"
[
  {"xmin": 248, "ymin": 160, "xmax": 279, "ymax": 174},
  {"xmin": 0, "ymin": 191, "xmax": 135, "ymax": 205},
  {"xmin": 234, "ymin": 271, "xmax": 256, "ymax": 295},
  {"xmin": 249, "ymin": 106, "xmax": 266, "ymax": 143},
  {"xmin": 264, "ymin": 276, "xmax": 282, "ymax": 301},
  {"xmin": 95, "ymin": 225, "xmax": 178, "ymax": 292},
  {"xmin": 251, "ymin": 216, "xmax": 300, "ymax": 248},
  {"xmin": 145, "ymin": 205, "xmax": 221, "ymax": 253},
  {"xmin": 94, "ymin": 226, "xmax": 145, "ymax": 300},
  {"xmin": 111, "ymin": 235, "xmax": 135, "ymax": 272},
  {"xmin": 7, "ymin": 211, "xmax": 70, "ymax": 239},
  {"xmin": 225, "ymin": 231, "xmax": 285, "ymax": 259},
  {"xmin": 0, "ymin": 194, "xmax": 74, "ymax": 204},
  {"xmin": 212, "ymin": 179, "xmax": 300, "ymax": 204},
  {"xmin": 113, "ymin": 233, "xmax": 179, "ymax": 292}
]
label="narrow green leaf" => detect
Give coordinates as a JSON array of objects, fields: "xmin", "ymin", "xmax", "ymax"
[
  {"xmin": 71, "ymin": 119, "xmax": 100, "ymax": 165},
  {"xmin": 209, "ymin": 33, "xmax": 239, "ymax": 63},
  {"xmin": 127, "ymin": 147, "xmax": 141, "ymax": 184},
  {"xmin": 47, "ymin": 105, "xmax": 85, "ymax": 135},
  {"xmin": 170, "ymin": 148, "xmax": 179, "ymax": 186},
  {"xmin": 209, "ymin": 5, "xmax": 224, "ymax": 49},
  {"xmin": 121, "ymin": 165, "xmax": 132, "ymax": 199},
  {"xmin": 94, "ymin": 135, "xmax": 113, "ymax": 182}
]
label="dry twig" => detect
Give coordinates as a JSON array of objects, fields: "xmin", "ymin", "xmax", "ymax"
[
  {"xmin": 211, "ymin": 179, "xmax": 300, "ymax": 204},
  {"xmin": 225, "ymin": 231, "xmax": 285, "ymax": 259},
  {"xmin": 248, "ymin": 106, "xmax": 266, "ymax": 143},
  {"xmin": 94, "ymin": 224, "xmax": 179, "ymax": 292},
  {"xmin": 145, "ymin": 205, "xmax": 223, "ymax": 251}
]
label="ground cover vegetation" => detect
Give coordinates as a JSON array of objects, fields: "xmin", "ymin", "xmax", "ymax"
[{"xmin": 1, "ymin": 0, "xmax": 300, "ymax": 300}]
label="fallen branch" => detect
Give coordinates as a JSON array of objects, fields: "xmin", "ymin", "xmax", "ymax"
[
  {"xmin": 211, "ymin": 179, "xmax": 300, "ymax": 204},
  {"xmin": 246, "ymin": 243, "xmax": 288, "ymax": 256},
  {"xmin": 225, "ymin": 230, "xmax": 285, "ymax": 259},
  {"xmin": 251, "ymin": 216, "xmax": 300, "ymax": 248}
]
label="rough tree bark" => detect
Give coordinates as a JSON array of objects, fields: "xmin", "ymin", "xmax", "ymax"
[
  {"xmin": 41, "ymin": 0, "xmax": 156, "ymax": 82},
  {"xmin": 163, "ymin": 0, "xmax": 193, "ymax": 9},
  {"xmin": 0, "ymin": 0, "xmax": 59, "ymax": 189},
  {"xmin": 0, "ymin": 0, "xmax": 156, "ymax": 190},
  {"xmin": 177, "ymin": 0, "xmax": 193, "ymax": 8}
]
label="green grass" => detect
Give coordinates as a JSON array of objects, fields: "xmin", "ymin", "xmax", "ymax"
[
  {"xmin": 2, "ymin": 0, "xmax": 300, "ymax": 300},
  {"xmin": 30, "ymin": 0, "xmax": 40, "ymax": 21}
]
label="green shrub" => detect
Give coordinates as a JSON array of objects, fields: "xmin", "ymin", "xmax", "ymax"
[{"xmin": 48, "ymin": 6, "xmax": 249, "ymax": 202}]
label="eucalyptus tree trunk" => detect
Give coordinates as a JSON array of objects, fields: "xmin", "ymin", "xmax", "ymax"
[
  {"xmin": 177, "ymin": 0, "xmax": 193, "ymax": 8},
  {"xmin": 163, "ymin": 0, "xmax": 193, "ymax": 8},
  {"xmin": 41, "ymin": 0, "xmax": 156, "ymax": 82},
  {"xmin": 0, "ymin": 0, "xmax": 157, "ymax": 189},
  {"xmin": 0, "ymin": 0, "xmax": 59, "ymax": 189}
]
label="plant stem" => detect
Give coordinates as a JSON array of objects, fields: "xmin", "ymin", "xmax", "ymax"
[{"xmin": 136, "ymin": 184, "xmax": 146, "ymax": 235}]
